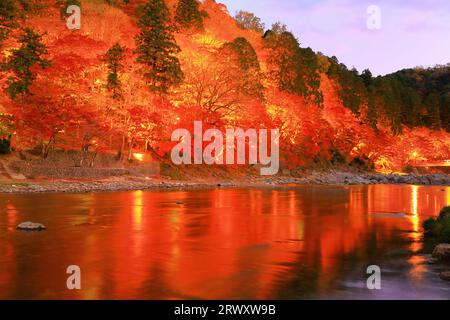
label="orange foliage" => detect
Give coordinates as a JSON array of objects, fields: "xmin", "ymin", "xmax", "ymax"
[{"xmin": 0, "ymin": 0, "xmax": 449, "ymax": 170}]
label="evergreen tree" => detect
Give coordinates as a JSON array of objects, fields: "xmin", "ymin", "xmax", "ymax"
[
  {"xmin": 135, "ymin": 0, "xmax": 184, "ymax": 94},
  {"xmin": 103, "ymin": 43, "xmax": 126, "ymax": 100},
  {"xmin": 4, "ymin": 28, "xmax": 51, "ymax": 100},
  {"xmin": 0, "ymin": 0, "xmax": 19, "ymax": 47},
  {"xmin": 264, "ymin": 26, "xmax": 322, "ymax": 106},
  {"xmin": 222, "ymin": 37, "xmax": 260, "ymax": 71},
  {"xmin": 424, "ymin": 92, "xmax": 442, "ymax": 130},
  {"xmin": 360, "ymin": 69, "xmax": 373, "ymax": 87},
  {"xmin": 175, "ymin": 0, "xmax": 206, "ymax": 31},
  {"xmin": 328, "ymin": 60, "xmax": 367, "ymax": 115},
  {"xmin": 222, "ymin": 37, "xmax": 263, "ymax": 98}
]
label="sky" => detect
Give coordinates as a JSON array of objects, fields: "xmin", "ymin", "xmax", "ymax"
[{"xmin": 220, "ymin": 0, "xmax": 450, "ymax": 76}]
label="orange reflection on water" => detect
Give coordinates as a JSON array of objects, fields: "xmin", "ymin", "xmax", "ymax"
[{"xmin": 0, "ymin": 185, "xmax": 449, "ymax": 299}]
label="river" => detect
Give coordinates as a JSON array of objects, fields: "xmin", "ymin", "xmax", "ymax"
[{"xmin": 1, "ymin": 185, "xmax": 449, "ymax": 299}]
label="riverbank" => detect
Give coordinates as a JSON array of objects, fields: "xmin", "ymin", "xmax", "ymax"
[{"xmin": 0, "ymin": 169, "xmax": 449, "ymax": 194}]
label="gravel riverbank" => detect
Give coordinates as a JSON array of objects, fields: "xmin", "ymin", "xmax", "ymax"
[{"xmin": 0, "ymin": 170, "xmax": 449, "ymax": 194}]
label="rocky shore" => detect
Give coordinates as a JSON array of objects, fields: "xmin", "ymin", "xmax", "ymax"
[{"xmin": 0, "ymin": 170, "xmax": 448, "ymax": 194}]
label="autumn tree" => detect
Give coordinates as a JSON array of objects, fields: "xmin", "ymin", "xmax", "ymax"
[
  {"xmin": 181, "ymin": 56, "xmax": 242, "ymax": 123},
  {"xmin": 3, "ymin": 28, "xmax": 51, "ymax": 100},
  {"xmin": 135, "ymin": 0, "xmax": 184, "ymax": 94},
  {"xmin": 179, "ymin": 48, "xmax": 258, "ymax": 125},
  {"xmin": 234, "ymin": 10, "xmax": 265, "ymax": 34},
  {"xmin": 175, "ymin": 0, "xmax": 206, "ymax": 31}
]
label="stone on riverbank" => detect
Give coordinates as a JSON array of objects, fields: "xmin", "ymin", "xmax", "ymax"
[
  {"xmin": 439, "ymin": 271, "xmax": 450, "ymax": 281},
  {"xmin": 17, "ymin": 221, "xmax": 46, "ymax": 231},
  {"xmin": 432, "ymin": 244, "xmax": 450, "ymax": 261}
]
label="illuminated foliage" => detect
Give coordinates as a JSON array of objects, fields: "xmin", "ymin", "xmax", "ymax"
[{"xmin": 0, "ymin": 0, "xmax": 448, "ymax": 170}]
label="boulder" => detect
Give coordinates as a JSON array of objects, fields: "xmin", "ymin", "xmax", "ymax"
[
  {"xmin": 17, "ymin": 221, "xmax": 46, "ymax": 231},
  {"xmin": 432, "ymin": 244, "xmax": 450, "ymax": 261},
  {"xmin": 439, "ymin": 271, "xmax": 450, "ymax": 281},
  {"xmin": 438, "ymin": 206, "xmax": 450, "ymax": 220}
]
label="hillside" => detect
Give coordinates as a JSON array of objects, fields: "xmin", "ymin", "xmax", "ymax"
[{"xmin": 0, "ymin": 0, "xmax": 449, "ymax": 174}]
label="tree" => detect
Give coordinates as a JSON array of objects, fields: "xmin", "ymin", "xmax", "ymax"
[
  {"xmin": 0, "ymin": 0, "xmax": 19, "ymax": 47},
  {"xmin": 424, "ymin": 92, "xmax": 442, "ymax": 130},
  {"xmin": 135, "ymin": 0, "xmax": 184, "ymax": 94},
  {"xmin": 360, "ymin": 69, "xmax": 373, "ymax": 87},
  {"xmin": 0, "ymin": 113, "xmax": 13, "ymax": 154},
  {"xmin": 221, "ymin": 37, "xmax": 263, "ymax": 98},
  {"xmin": 103, "ymin": 43, "xmax": 126, "ymax": 100},
  {"xmin": 234, "ymin": 10, "xmax": 265, "ymax": 34},
  {"xmin": 4, "ymin": 28, "xmax": 51, "ymax": 100},
  {"xmin": 175, "ymin": 0, "xmax": 206, "ymax": 31},
  {"xmin": 180, "ymin": 54, "xmax": 244, "ymax": 124},
  {"xmin": 264, "ymin": 25, "xmax": 322, "ymax": 106}
]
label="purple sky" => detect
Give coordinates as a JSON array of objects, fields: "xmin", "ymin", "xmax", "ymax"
[{"xmin": 220, "ymin": 0, "xmax": 450, "ymax": 76}]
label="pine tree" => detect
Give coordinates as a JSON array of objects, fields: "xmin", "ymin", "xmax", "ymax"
[
  {"xmin": 4, "ymin": 28, "xmax": 51, "ymax": 100},
  {"xmin": 221, "ymin": 37, "xmax": 263, "ymax": 98},
  {"xmin": 263, "ymin": 26, "xmax": 322, "ymax": 106},
  {"xmin": 175, "ymin": 0, "xmax": 205, "ymax": 31},
  {"xmin": 135, "ymin": 0, "xmax": 184, "ymax": 94},
  {"xmin": 104, "ymin": 43, "xmax": 126, "ymax": 100},
  {"xmin": 223, "ymin": 37, "xmax": 260, "ymax": 71},
  {"xmin": 0, "ymin": 0, "xmax": 19, "ymax": 47},
  {"xmin": 425, "ymin": 92, "xmax": 442, "ymax": 130}
]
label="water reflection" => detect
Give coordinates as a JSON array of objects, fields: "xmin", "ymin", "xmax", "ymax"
[{"xmin": 0, "ymin": 185, "xmax": 449, "ymax": 299}]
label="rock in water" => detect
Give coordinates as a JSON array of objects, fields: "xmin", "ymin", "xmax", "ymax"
[
  {"xmin": 17, "ymin": 221, "xmax": 46, "ymax": 231},
  {"xmin": 432, "ymin": 244, "xmax": 450, "ymax": 261},
  {"xmin": 440, "ymin": 271, "xmax": 450, "ymax": 281}
]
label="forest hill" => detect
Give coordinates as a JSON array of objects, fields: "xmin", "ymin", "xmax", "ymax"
[{"xmin": 171, "ymin": 121, "xmax": 280, "ymax": 176}]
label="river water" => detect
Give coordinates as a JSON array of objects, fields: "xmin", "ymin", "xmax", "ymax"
[{"xmin": 0, "ymin": 185, "xmax": 449, "ymax": 300}]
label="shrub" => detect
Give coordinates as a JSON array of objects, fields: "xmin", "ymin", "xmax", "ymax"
[
  {"xmin": 422, "ymin": 206, "xmax": 450, "ymax": 244},
  {"xmin": 423, "ymin": 217, "xmax": 436, "ymax": 233},
  {"xmin": 0, "ymin": 139, "xmax": 11, "ymax": 154},
  {"xmin": 439, "ymin": 206, "xmax": 450, "ymax": 220}
]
